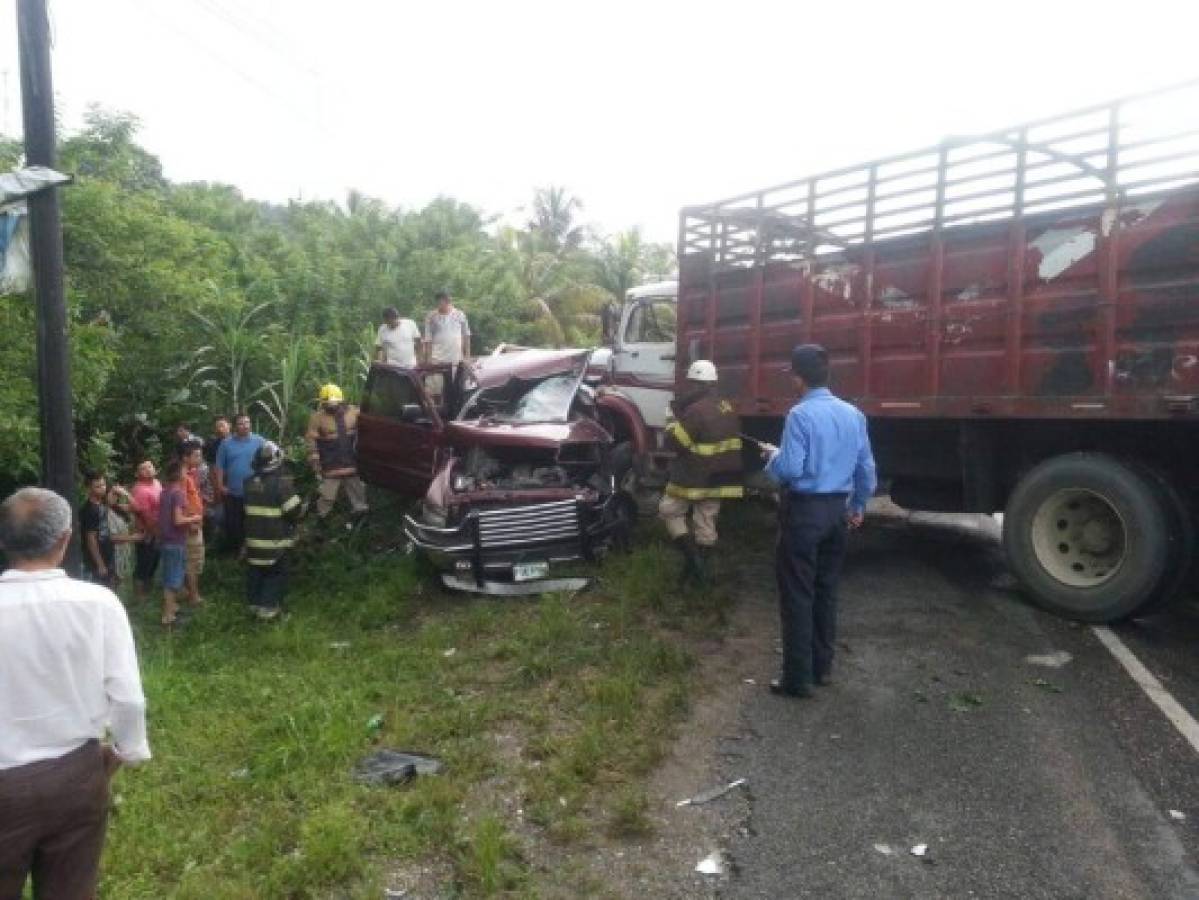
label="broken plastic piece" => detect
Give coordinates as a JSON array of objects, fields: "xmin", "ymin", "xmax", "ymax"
[
  {"xmin": 911, "ymin": 844, "xmax": 928, "ymax": 857},
  {"xmin": 1169, "ymin": 809, "xmax": 1186, "ymax": 821},
  {"xmin": 695, "ymin": 851, "xmax": 725, "ymax": 875},
  {"xmin": 352, "ymin": 750, "xmax": 445, "ymax": 786},
  {"xmin": 1025, "ymin": 651, "xmax": 1073, "ymax": 668},
  {"xmin": 676, "ymin": 778, "xmax": 747, "ymax": 807},
  {"xmin": 873, "ymin": 843, "xmax": 895, "ymax": 856}
]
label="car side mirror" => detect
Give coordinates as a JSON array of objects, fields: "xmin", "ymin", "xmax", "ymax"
[{"xmin": 400, "ymin": 403, "xmax": 428, "ymax": 424}]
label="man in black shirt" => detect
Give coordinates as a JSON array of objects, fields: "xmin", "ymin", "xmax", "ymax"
[
  {"xmin": 204, "ymin": 416, "xmax": 231, "ymax": 466},
  {"xmin": 80, "ymin": 473, "xmax": 116, "ymax": 586}
]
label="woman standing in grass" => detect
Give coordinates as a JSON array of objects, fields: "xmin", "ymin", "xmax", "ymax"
[
  {"xmin": 107, "ymin": 483, "xmax": 140, "ymax": 590},
  {"xmin": 157, "ymin": 460, "xmax": 201, "ymax": 628}
]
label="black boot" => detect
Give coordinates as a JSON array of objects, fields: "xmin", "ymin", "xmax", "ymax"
[{"xmin": 673, "ymin": 535, "xmax": 705, "ymax": 586}]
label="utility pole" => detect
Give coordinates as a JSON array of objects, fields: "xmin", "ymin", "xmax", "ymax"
[{"xmin": 17, "ymin": 0, "xmax": 78, "ymax": 571}]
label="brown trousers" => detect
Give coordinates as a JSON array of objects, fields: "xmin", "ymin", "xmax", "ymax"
[{"xmin": 0, "ymin": 740, "xmax": 109, "ymax": 900}]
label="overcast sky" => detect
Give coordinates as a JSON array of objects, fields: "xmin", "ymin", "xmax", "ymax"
[{"xmin": 0, "ymin": 0, "xmax": 1195, "ymax": 242}]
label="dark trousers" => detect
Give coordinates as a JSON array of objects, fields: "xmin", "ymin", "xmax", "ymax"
[
  {"xmin": 775, "ymin": 493, "xmax": 850, "ymax": 689},
  {"xmin": 247, "ymin": 559, "xmax": 288, "ymax": 610},
  {"xmin": 223, "ymin": 495, "xmax": 246, "ymax": 553},
  {"xmin": 0, "ymin": 740, "xmax": 109, "ymax": 900},
  {"xmin": 133, "ymin": 538, "xmax": 159, "ymax": 586}
]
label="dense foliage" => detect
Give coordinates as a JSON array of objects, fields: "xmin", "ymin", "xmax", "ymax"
[{"xmin": 0, "ymin": 110, "xmax": 674, "ymax": 491}]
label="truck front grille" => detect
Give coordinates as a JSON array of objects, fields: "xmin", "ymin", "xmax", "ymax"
[{"xmin": 476, "ymin": 499, "xmax": 580, "ymax": 549}]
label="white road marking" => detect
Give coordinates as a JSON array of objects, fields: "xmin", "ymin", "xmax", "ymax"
[{"xmin": 1092, "ymin": 625, "xmax": 1199, "ymax": 756}]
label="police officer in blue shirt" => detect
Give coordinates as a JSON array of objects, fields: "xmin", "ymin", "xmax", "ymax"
[{"xmin": 759, "ymin": 344, "xmax": 877, "ymax": 698}]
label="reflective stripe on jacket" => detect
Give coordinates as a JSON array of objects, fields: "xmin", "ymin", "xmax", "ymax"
[
  {"xmin": 244, "ymin": 472, "xmax": 303, "ymax": 567},
  {"xmin": 306, "ymin": 405, "xmax": 359, "ymax": 474},
  {"xmin": 664, "ymin": 389, "xmax": 744, "ymax": 500}
]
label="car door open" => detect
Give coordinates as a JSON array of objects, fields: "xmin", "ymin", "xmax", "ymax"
[{"xmin": 357, "ymin": 366, "xmax": 443, "ymax": 496}]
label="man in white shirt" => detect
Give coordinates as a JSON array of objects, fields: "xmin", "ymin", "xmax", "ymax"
[
  {"xmin": 375, "ymin": 306, "xmax": 421, "ymax": 367},
  {"xmin": 422, "ymin": 290, "xmax": 471, "ymax": 365},
  {"xmin": 0, "ymin": 487, "xmax": 151, "ymax": 900}
]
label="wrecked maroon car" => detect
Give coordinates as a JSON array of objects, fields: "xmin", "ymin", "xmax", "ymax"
[{"xmin": 357, "ymin": 349, "xmax": 639, "ymax": 592}]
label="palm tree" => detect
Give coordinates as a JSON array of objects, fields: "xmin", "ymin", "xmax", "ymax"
[
  {"xmin": 595, "ymin": 228, "xmax": 647, "ymax": 301},
  {"xmin": 527, "ymin": 186, "xmax": 585, "ymax": 255}
]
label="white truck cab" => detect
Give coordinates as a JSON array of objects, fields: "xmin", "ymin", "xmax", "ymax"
[{"xmin": 605, "ymin": 280, "xmax": 678, "ymax": 431}]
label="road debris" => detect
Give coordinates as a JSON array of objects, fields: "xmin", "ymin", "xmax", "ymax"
[
  {"xmin": 695, "ymin": 851, "xmax": 726, "ymax": 875},
  {"xmin": 873, "ymin": 843, "xmax": 895, "ymax": 856},
  {"xmin": 1025, "ymin": 650, "xmax": 1073, "ymax": 668},
  {"xmin": 384, "ymin": 890, "xmax": 408, "ymax": 899},
  {"xmin": 911, "ymin": 844, "xmax": 928, "ymax": 857},
  {"xmin": 1169, "ymin": 809, "xmax": 1187, "ymax": 821},
  {"xmin": 228, "ymin": 767, "xmax": 250, "ymax": 780},
  {"xmin": 1031, "ymin": 677, "xmax": 1064, "ymax": 693},
  {"xmin": 948, "ymin": 692, "xmax": 984, "ymax": 712},
  {"xmin": 676, "ymin": 778, "xmax": 747, "ymax": 807},
  {"xmin": 352, "ymin": 750, "xmax": 445, "ymax": 786},
  {"xmin": 442, "ymin": 647, "xmax": 457, "ymax": 658},
  {"xmin": 743, "ymin": 678, "xmax": 757, "ymax": 685},
  {"xmin": 366, "ymin": 713, "xmax": 385, "ymax": 736},
  {"xmin": 329, "ymin": 641, "xmax": 351, "ymax": 650}
]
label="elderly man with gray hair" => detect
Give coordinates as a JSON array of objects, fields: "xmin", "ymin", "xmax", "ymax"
[{"xmin": 0, "ymin": 487, "xmax": 151, "ymax": 900}]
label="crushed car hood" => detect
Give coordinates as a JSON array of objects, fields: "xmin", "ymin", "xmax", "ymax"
[
  {"xmin": 445, "ymin": 417, "xmax": 611, "ymax": 449},
  {"xmin": 464, "ymin": 348, "xmax": 592, "ymax": 390}
]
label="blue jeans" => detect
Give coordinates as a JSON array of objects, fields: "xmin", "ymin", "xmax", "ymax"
[{"xmin": 160, "ymin": 544, "xmax": 186, "ymax": 591}]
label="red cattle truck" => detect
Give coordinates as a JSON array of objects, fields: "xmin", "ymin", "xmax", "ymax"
[{"xmin": 675, "ymin": 80, "xmax": 1199, "ymax": 623}]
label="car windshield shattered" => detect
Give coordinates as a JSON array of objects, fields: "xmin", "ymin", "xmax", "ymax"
[{"xmin": 460, "ymin": 365, "xmax": 585, "ymax": 424}]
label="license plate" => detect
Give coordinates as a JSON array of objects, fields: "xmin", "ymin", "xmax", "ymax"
[{"xmin": 512, "ymin": 561, "xmax": 549, "ymax": 582}]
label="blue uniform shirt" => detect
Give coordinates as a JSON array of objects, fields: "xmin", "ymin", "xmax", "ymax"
[
  {"xmin": 765, "ymin": 388, "xmax": 878, "ymax": 513},
  {"xmin": 215, "ymin": 433, "xmax": 265, "ymax": 498}
]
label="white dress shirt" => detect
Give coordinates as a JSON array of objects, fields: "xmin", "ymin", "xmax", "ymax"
[{"xmin": 0, "ymin": 568, "xmax": 151, "ymax": 769}]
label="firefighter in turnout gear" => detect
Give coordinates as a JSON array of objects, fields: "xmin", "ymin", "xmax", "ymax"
[
  {"xmin": 306, "ymin": 383, "xmax": 369, "ymax": 526},
  {"xmin": 244, "ymin": 441, "xmax": 304, "ymax": 620},
  {"xmin": 659, "ymin": 360, "xmax": 743, "ymax": 585}
]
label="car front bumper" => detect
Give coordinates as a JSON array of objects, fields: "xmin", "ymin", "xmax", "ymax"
[{"xmin": 403, "ymin": 495, "xmax": 620, "ymax": 586}]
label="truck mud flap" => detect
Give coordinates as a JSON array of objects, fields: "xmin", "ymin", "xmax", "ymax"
[{"xmin": 440, "ymin": 574, "xmax": 590, "ymax": 596}]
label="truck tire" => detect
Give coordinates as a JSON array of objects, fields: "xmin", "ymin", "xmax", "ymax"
[
  {"xmin": 1126, "ymin": 464, "xmax": 1194, "ymax": 618},
  {"xmin": 1002, "ymin": 453, "xmax": 1170, "ymax": 623}
]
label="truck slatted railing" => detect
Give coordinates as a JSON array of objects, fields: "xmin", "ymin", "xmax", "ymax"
[{"xmin": 681, "ymin": 79, "xmax": 1199, "ymax": 269}]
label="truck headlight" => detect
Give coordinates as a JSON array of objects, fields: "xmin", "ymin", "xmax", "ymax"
[{"xmin": 452, "ymin": 474, "xmax": 475, "ymax": 492}]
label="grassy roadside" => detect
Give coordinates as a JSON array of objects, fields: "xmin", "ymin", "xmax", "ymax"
[{"xmin": 99, "ymin": 499, "xmax": 754, "ymax": 898}]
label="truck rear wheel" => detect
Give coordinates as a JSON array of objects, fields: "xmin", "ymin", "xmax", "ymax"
[
  {"xmin": 1126, "ymin": 464, "xmax": 1194, "ymax": 618},
  {"xmin": 1002, "ymin": 453, "xmax": 1170, "ymax": 623}
]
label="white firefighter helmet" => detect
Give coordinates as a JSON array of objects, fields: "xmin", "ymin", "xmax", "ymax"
[{"xmin": 686, "ymin": 359, "xmax": 718, "ymax": 382}]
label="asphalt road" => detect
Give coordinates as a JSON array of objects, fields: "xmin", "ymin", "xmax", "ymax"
[{"xmin": 720, "ymin": 511, "xmax": 1199, "ymax": 899}]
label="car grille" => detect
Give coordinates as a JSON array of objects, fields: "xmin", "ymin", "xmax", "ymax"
[{"xmin": 476, "ymin": 499, "xmax": 581, "ymax": 549}]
